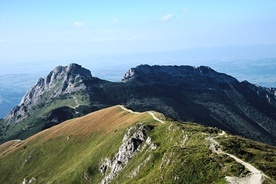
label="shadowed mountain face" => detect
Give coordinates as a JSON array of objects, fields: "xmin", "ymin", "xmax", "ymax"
[
  {"xmin": 106, "ymin": 65, "xmax": 276, "ymax": 145},
  {"xmin": 0, "ymin": 64, "xmax": 275, "ymax": 145}
]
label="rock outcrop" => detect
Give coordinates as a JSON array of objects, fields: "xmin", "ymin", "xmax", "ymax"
[
  {"xmin": 19, "ymin": 63, "xmax": 91, "ymax": 106},
  {"xmin": 4, "ymin": 63, "xmax": 92, "ymax": 124},
  {"xmin": 100, "ymin": 124, "xmax": 148, "ymax": 184}
]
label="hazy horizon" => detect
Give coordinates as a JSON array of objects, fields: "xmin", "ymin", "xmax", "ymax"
[
  {"xmin": 1, "ymin": 1, "xmax": 276, "ymax": 118},
  {"xmin": 1, "ymin": 44, "xmax": 276, "ymax": 75},
  {"xmin": 1, "ymin": 1, "xmax": 276, "ymax": 68}
]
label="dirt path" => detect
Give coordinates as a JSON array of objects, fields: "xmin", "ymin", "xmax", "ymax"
[
  {"xmin": 207, "ymin": 132, "xmax": 268, "ymax": 184},
  {"xmin": 118, "ymin": 105, "xmax": 141, "ymax": 114},
  {"xmin": 72, "ymin": 96, "xmax": 80, "ymax": 108},
  {"xmin": 148, "ymin": 111, "xmax": 165, "ymax": 124},
  {"xmin": 225, "ymin": 153, "xmax": 264, "ymax": 184},
  {"xmin": 118, "ymin": 105, "xmax": 165, "ymax": 124},
  {"xmin": 119, "ymin": 105, "xmax": 267, "ymax": 183},
  {"xmin": 67, "ymin": 96, "xmax": 80, "ymax": 109}
]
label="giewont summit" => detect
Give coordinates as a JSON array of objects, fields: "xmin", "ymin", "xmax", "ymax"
[{"xmin": 5, "ymin": 64, "xmax": 92, "ymax": 124}]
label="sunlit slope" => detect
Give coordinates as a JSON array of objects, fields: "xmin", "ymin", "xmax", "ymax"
[
  {"xmin": 0, "ymin": 106, "xmax": 150, "ymax": 183},
  {"xmin": 0, "ymin": 106, "xmax": 275, "ymax": 184}
]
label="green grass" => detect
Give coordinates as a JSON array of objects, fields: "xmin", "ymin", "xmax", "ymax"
[
  {"xmin": 217, "ymin": 134, "xmax": 276, "ymax": 180},
  {"xmin": 0, "ymin": 107, "xmax": 275, "ymax": 184},
  {"xmin": 0, "ymin": 91, "xmax": 91, "ymax": 142},
  {"xmin": 0, "ymin": 123, "xmax": 126, "ymax": 183},
  {"xmin": 111, "ymin": 122, "xmax": 227, "ymax": 184}
]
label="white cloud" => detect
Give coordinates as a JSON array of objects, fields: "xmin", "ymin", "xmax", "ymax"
[
  {"xmin": 90, "ymin": 38, "xmax": 115, "ymax": 42},
  {"xmin": 181, "ymin": 8, "xmax": 190, "ymax": 14},
  {"xmin": 72, "ymin": 21, "xmax": 83, "ymax": 28},
  {"xmin": 161, "ymin": 14, "xmax": 174, "ymax": 22},
  {"xmin": 112, "ymin": 18, "xmax": 118, "ymax": 24},
  {"xmin": 89, "ymin": 37, "xmax": 145, "ymax": 42},
  {"xmin": 128, "ymin": 37, "xmax": 137, "ymax": 41}
]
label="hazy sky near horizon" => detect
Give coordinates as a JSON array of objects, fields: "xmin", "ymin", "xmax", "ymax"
[{"xmin": 1, "ymin": 0, "xmax": 276, "ymax": 65}]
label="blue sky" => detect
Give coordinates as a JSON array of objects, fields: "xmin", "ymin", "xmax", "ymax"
[{"xmin": 1, "ymin": 0, "xmax": 276, "ymax": 65}]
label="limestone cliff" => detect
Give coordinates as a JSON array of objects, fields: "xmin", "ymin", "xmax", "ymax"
[{"xmin": 4, "ymin": 63, "xmax": 92, "ymax": 125}]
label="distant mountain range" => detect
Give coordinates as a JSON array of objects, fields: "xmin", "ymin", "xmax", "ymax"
[{"xmin": 0, "ymin": 63, "xmax": 275, "ymax": 146}]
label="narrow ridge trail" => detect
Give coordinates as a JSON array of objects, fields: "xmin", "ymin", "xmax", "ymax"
[
  {"xmin": 73, "ymin": 96, "xmax": 80, "ymax": 109},
  {"xmin": 67, "ymin": 96, "xmax": 80, "ymax": 109},
  {"xmin": 117, "ymin": 105, "xmax": 165, "ymax": 124},
  {"xmin": 119, "ymin": 105, "xmax": 271, "ymax": 183},
  {"xmin": 207, "ymin": 132, "xmax": 270, "ymax": 184}
]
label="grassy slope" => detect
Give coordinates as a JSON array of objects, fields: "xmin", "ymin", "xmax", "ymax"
[
  {"xmin": 0, "ymin": 106, "xmax": 150, "ymax": 183},
  {"xmin": 1, "ymin": 90, "xmax": 90, "ymax": 141},
  {"xmin": 0, "ymin": 106, "xmax": 275, "ymax": 184}
]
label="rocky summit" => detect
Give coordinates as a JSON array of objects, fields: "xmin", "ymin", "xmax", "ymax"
[
  {"xmin": 4, "ymin": 63, "xmax": 92, "ymax": 125},
  {"xmin": 122, "ymin": 64, "xmax": 237, "ymax": 84},
  {"xmin": 0, "ymin": 64, "xmax": 275, "ymax": 146}
]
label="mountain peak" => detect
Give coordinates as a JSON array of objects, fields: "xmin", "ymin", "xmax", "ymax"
[
  {"xmin": 66, "ymin": 63, "xmax": 92, "ymax": 77},
  {"xmin": 5, "ymin": 64, "xmax": 92, "ymax": 124},
  {"xmin": 45, "ymin": 63, "xmax": 92, "ymax": 84},
  {"xmin": 122, "ymin": 64, "xmax": 237, "ymax": 84}
]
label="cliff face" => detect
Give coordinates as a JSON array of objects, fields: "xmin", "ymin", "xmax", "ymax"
[
  {"xmin": 20, "ymin": 63, "xmax": 91, "ymax": 105},
  {"xmin": 122, "ymin": 64, "xmax": 238, "ymax": 85},
  {"xmin": 4, "ymin": 63, "xmax": 92, "ymax": 125}
]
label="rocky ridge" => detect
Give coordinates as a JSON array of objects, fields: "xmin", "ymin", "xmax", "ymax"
[
  {"xmin": 1, "ymin": 63, "xmax": 276, "ymax": 146},
  {"xmin": 240, "ymin": 80, "xmax": 276, "ymax": 105},
  {"xmin": 121, "ymin": 65, "xmax": 276, "ymax": 145},
  {"xmin": 122, "ymin": 64, "xmax": 238, "ymax": 84},
  {"xmin": 122, "ymin": 64, "xmax": 276, "ymax": 104}
]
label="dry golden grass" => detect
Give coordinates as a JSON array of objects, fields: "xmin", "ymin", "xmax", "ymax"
[
  {"xmin": 0, "ymin": 106, "xmax": 150, "ymax": 156},
  {"xmin": 39, "ymin": 106, "xmax": 148, "ymax": 138},
  {"xmin": 0, "ymin": 140, "xmax": 22, "ymax": 155}
]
